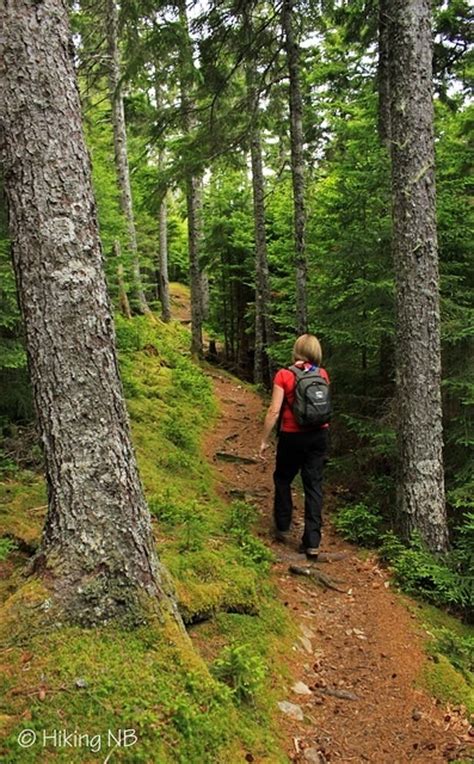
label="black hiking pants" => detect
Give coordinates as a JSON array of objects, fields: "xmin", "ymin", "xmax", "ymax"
[{"xmin": 273, "ymin": 429, "xmax": 328, "ymax": 550}]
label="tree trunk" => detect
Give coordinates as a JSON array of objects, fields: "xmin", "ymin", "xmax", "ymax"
[
  {"xmin": 186, "ymin": 174, "xmax": 204, "ymax": 356},
  {"xmin": 249, "ymin": 127, "xmax": 275, "ymax": 385},
  {"xmin": 177, "ymin": 0, "xmax": 203, "ymax": 357},
  {"xmin": 106, "ymin": 0, "xmax": 149, "ymax": 315},
  {"xmin": 236, "ymin": 279, "xmax": 252, "ymax": 376},
  {"xmin": 201, "ymin": 270, "xmax": 210, "ymax": 323},
  {"xmin": 0, "ymin": 0, "xmax": 184, "ymax": 627},
  {"xmin": 154, "ymin": 76, "xmax": 171, "ymax": 324},
  {"xmin": 243, "ymin": 8, "xmax": 275, "ymax": 386},
  {"xmin": 388, "ymin": 0, "xmax": 448, "ymax": 552},
  {"xmin": 113, "ymin": 239, "xmax": 132, "ymax": 319},
  {"xmin": 158, "ymin": 193, "xmax": 171, "ymax": 323},
  {"xmin": 282, "ymin": 0, "xmax": 308, "ymax": 335},
  {"xmin": 378, "ymin": 0, "xmax": 391, "ymax": 147}
]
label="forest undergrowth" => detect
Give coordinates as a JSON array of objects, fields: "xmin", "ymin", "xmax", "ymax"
[
  {"xmin": 0, "ymin": 311, "xmax": 293, "ymax": 763},
  {"xmin": 0, "ymin": 302, "xmax": 473, "ymax": 762}
]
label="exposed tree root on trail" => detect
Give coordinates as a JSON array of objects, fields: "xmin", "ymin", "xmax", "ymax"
[{"xmin": 288, "ymin": 564, "xmax": 348, "ymax": 594}]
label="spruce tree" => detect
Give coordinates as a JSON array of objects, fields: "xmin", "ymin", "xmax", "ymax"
[
  {"xmin": 389, "ymin": 0, "xmax": 449, "ymax": 551},
  {"xmin": 0, "ymin": 0, "xmax": 184, "ymax": 625}
]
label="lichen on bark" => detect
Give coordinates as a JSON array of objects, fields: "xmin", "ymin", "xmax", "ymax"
[{"xmin": 388, "ymin": 0, "xmax": 448, "ymax": 552}]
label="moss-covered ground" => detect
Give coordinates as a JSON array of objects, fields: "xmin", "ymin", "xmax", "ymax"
[
  {"xmin": 0, "ymin": 313, "xmax": 294, "ymax": 763},
  {"xmin": 409, "ymin": 602, "xmax": 474, "ymax": 714}
]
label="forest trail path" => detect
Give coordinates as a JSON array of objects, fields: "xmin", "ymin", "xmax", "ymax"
[{"xmin": 200, "ymin": 370, "xmax": 469, "ymax": 764}]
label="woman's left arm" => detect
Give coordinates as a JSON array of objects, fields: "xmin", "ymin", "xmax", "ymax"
[{"xmin": 259, "ymin": 384, "xmax": 285, "ymax": 460}]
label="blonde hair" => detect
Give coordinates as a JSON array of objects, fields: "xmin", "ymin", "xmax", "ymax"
[{"xmin": 292, "ymin": 334, "xmax": 322, "ymax": 366}]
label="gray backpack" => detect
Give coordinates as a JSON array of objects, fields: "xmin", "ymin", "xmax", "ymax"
[{"xmin": 289, "ymin": 365, "xmax": 332, "ymax": 427}]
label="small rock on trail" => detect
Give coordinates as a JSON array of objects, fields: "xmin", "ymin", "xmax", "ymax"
[{"xmin": 278, "ymin": 700, "xmax": 304, "ymax": 721}]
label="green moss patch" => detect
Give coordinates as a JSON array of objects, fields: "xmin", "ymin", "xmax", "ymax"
[
  {"xmin": 0, "ymin": 313, "xmax": 293, "ymax": 762},
  {"xmin": 0, "ymin": 476, "xmax": 46, "ymax": 549},
  {"xmin": 419, "ymin": 654, "xmax": 474, "ymax": 713},
  {"xmin": 410, "ymin": 601, "xmax": 474, "ymax": 714}
]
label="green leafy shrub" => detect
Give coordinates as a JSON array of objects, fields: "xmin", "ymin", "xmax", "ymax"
[
  {"xmin": 224, "ymin": 500, "xmax": 259, "ymax": 534},
  {"xmin": 177, "ymin": 502, "xmax": 208, "ymax": 552},
  {"xmin": 450, "ymin": 511, "xmax": 474, "ymax": 610},
  {"xmin": 115, "ymin": 316, "xmax": 147, "ymax": 352},
  {"xmin": 212, "ymin": 643, "xmax": 267, "ymax": 703},
  {"xmin": 224, "ymin": 500, "xmax": 274, "ymax": 569},
  {"xmin": 380, "ymin": 532, "xmax": 469, "ymax": 610},
  {"xmin": 115, "ymin": 314, "xmax": 175, "ymax": 355},
  {"xmin": 149, "ymin": 493, "xmax": 208, "ymax": 551},
  {"xmin": 148, "ymin": 489, "xmax": 182, "ymax": 525},
  {"xmin": 333, "ymin": 502, "xmax": 383, "ymax": 546},
  {"xmin": 163, "ymin": 410, "xmax": 197, "ymax": 452},
  {"xmin": 231, "ymin": 528, "xmax": 274, "ymax": 569},
  {"xmin": 169, "ymin": 355, "xmax": 214, "ymax": 412},
  {"xmin": 379, "ymin": 529, "xmax": 405, "ymax": 561}
]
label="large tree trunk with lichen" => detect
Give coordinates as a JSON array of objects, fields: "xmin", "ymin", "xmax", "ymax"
[
  {"xmin": 177, "ymin": 0, "xmax": 203, "ymax": 356},
  {"xmin": 0, "ymin": 0, "xmax": 184, "ymax": 627},
  {"xmin": 388, "ymin": 0, "xmax": 448, "ymax": 552},
  {"xmin": 282, "ymin": 0, "xmax": 307, "ymax": 335},
  {"xmin": 106, "ymin": 0, "xmax": 149, "ymax": 315}
]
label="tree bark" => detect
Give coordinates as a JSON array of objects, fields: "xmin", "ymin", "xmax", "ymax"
[
  {"xmin": 0, "ymin": 0, "xmax": 184, "ymax": 626},
  {"xmin": 201, "ymin": 270, "xmax": 210, "ymax": 323},
  {"xmin": 388, "ymin": 0, "xmax": 448, "ymax": 552},
  {"xmin": 378, "ymin": 0, "xmax": 391, "ymax": 147},
  {"xmin": 106, "ymin": 0, "xmax": 149, "ymax": 315},
  {"xmin": 154, "ymin": 76, "xmax": 171, "ymax": 324},
  {"xmin": 158, "ymin": 192, "xmax": 171, "ymax": 322},
  {"xmin": 113, "ymin": 239, "xmax": 132, "ymax": 319},
  {"xmin": 282, "ymin": 0, "xmax": 308, "ymax": 335},
  {"xmin": 177, "ymin": 0, "xmax": 203, "ymax": 357},
  {"xmin": 249, "ymin": 126, "xmax": 275, "ymax": 385},
  {"xmin": 186, "ymin": 174, "xmax": 204, "ymax": 356},
  {"xmin": 243, "ymin": 8, "xmax": 275, "ymax": 386}
]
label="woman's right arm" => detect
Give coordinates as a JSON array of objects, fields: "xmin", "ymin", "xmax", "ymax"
[{"xmin": 259, "ymin": 384, "xmax": 285, "ymax": 459}]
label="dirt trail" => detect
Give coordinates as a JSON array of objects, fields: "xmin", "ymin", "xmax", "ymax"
[{"xmin": 201, "ymin": 370, "xmax": 472, "ymax": 764}]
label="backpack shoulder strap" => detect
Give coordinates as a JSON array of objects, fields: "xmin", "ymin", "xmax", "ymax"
[
  {"xmin": 289, "ymin": 364, "xmax": 323, "ymax": 379},
  {"xmin": 288, "ymin": 364, "xmax": 306, "ymax": 379}
]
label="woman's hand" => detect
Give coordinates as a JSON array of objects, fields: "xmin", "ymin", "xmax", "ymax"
[{"xmin": 259, "ymin": 440, "xmax": 269, "ymax": 460}]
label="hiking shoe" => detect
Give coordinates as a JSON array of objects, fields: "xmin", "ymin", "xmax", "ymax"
[
  {"xmin": 298, "ymin": 543, "xmax": 319, "ymax": 559},
  {"xmin": 274, "ymin": 529, "xmax": 291, "ymax": 544}
]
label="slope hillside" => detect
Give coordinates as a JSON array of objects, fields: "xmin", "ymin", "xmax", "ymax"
[{"xmin": 0, "ymin": 286, "xmax": 472, "ymax": 763}]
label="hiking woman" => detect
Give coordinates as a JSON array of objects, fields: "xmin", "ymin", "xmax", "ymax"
[{"xmin": 259, "ymin": 334, "xmax": 330, "ymax": 559}]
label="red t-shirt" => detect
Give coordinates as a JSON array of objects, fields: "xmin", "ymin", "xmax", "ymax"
[{"xmin": 274, "ymin": 362, "xmax": 330, "ymax": 432}]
